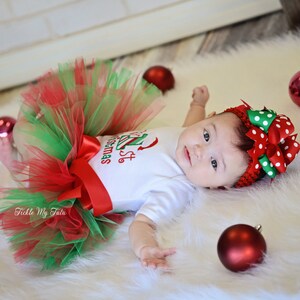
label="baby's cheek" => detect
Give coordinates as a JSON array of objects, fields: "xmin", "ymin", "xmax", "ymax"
[{"xmin": 186, "ymin": 170, "xmax": 205, "ymax": 187}]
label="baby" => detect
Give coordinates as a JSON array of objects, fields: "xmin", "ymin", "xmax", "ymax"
[
  {"xmin": 130, "ymin": 86, "xmax": 248, "ymax": 269},
  {"xmin": 129, "ymin": 85, "xmax": 300, "ymax": 269},
  {"xmin": 0, "ymin": 60, "xmax": 298, "ymax": 270}
]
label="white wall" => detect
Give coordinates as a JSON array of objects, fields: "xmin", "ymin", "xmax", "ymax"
[
  {"xmin": 0, "ymin": 0, "xmax": 181, "ymax": 54},
  {"xmin": 0, "ymin": 0, "xmax": 281, "ymax": 90}
]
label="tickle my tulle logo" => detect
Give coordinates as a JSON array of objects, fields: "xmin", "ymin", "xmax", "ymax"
[{"xmin": 14, "ymin": 207, "xmax": 67, "ymax": 218}]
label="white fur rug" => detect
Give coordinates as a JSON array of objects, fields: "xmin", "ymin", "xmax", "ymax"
[{"xmin": 1, "ymin": 33, "xmax": 300, "ymax": 300}]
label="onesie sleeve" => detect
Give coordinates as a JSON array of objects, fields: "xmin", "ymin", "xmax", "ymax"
[{"xmin": 136, "ymin": 176, "xmax": 195, "ymax": 225}]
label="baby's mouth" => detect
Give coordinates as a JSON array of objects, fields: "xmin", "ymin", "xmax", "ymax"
[{"xmin": 184, "ymin": 146, "xmax": 191, "ymax": 165}]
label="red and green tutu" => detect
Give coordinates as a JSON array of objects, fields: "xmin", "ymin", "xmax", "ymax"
[{"xmin": 0, "ymin": 58, "xmax": 162, "ymax": 270}]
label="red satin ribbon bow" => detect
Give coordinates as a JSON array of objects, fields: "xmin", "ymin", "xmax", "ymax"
[
  {"xmin": 247, "ymin": 114, "xmax": 299, "ymax": 175},
  {"xmin": 58, "ymin": 135, "xmax": 112, "ymax": 216}
]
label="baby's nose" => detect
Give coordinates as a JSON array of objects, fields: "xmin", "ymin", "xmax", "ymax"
[{"xmin": 193, "ymin": 144, "xmax": 206, "ymax": 159}]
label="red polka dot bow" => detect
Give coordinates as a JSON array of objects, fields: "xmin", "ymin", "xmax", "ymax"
[
  {"xmin": 247, "ymin": 108, "xmax": 299, "ymax": 178},
  {"xmin": 225, "ymin": 101, "xmax": 299, "ymax": 187}
]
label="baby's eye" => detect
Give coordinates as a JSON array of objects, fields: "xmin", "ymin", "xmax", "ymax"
[
  {"xmin": 203, "ymin": 129, "xmax": 210, "ymax": 142},
  {"xmin": 211, "ymin": 158, "xmax": 217, "ymax": 170}
]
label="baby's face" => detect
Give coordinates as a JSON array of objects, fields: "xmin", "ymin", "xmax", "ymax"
[{"xmin": 175, "ymin": 112, "xmax": 248, "ymax": 188}]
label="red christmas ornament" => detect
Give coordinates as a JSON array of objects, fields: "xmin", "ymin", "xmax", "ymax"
[
  {"xmin": 143, "ymin": 65, "xmax": 175, "ymax": 93},
  {"xmin": 0, "ymin": 116, "xmax": 16, "ymax": 142},
  {"xmin": 217, "ymin": 224, "xmax": 267, "ymax": 272},
  {"xmin": 289, "ymin": 71, "xmax": 300, "ymax": 106}
]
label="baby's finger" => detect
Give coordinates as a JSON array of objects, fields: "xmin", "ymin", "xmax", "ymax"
[
  {"xmin": 200, "ymin": 85, "xmax": 208, "ymax": 92},
  {"xmin": 207, "ymin": 111, "xmax": 216, "ymax": 118},
  {"xmin": 142, "ymin": 258, "xmax": 170, "ymax": 270},
  {"xmin": 161, "ymin": 247, "xmax": 176, "ymax": 257}
]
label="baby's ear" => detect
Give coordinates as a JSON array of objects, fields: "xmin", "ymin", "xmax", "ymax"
[
  {"xmin": 207, "ymin": 111, "xmax": 216, "ymax": 118},
  {"xmin": 217, "ymin": 186, "xmax": 226, "ymax": 190},
  {"xmin": 218, "ymin": 186, "xmax": 231, "ymax": 190}
]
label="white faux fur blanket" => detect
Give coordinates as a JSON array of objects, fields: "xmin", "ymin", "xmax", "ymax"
[{"xmin": 1, "ymin": 33, "xmax": 300, "ymax": 300}]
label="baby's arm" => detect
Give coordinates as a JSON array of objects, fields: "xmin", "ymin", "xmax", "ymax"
[
  {"xmin": 182, "ymin": 85, "xmax": 210, "ymax": 127},
  {"xmin": 129, "ymin": 214, "xmax": 176, "ymax": 269}
]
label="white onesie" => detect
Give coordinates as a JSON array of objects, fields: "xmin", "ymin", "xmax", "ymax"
[{"xmin": 89, "ymin": 127, "xmax": 195, "ymax": 224}]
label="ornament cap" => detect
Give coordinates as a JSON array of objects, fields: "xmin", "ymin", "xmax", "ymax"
[{"xmin": 255, "ymin": 224, "xmax": 262, "ymax": 232}]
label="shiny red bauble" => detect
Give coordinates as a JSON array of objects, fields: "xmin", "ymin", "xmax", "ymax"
[
  {"xmin": 217, "ymin": 224, "xmax": 267, "ymax": 272},
  {"xmin": 289, "ymin": 71, "xmax": 300, "ymax": 106},
  {"xmin": 142, "ymin": 65, "xmax": 175, "ymax": 93},
  {"xmin": 0, "ymin": 116, "xmax": 16, "ymax": 141}
]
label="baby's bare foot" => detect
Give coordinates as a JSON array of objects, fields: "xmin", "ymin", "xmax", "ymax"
[{"xmin": 0, "ymin": 137, "xmax": 15, "ymax": 169}]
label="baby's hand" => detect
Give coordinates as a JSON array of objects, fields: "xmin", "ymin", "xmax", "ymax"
[
  {"xmin": 191, "ymin": 85, "xmax": 209, "ymax": 108},
  {"xmin": 140, "ymin": 246, "xmax": 176, "ymax": 270}
]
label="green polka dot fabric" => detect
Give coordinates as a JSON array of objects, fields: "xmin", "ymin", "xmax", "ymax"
[
  {"xmin": 247, "ymin": 109, "xmax": 276, "ymax": 133},
  {"xmin": 224, "ymin": 101, "xmax": 299, "ymax": 187},
  {"xmin": 258, "ymin": 154, "xmax": 277, "ymax": 178},
  {"xmin": 246, "ymin": 108, "xmax": 299, "ymax": 178}
]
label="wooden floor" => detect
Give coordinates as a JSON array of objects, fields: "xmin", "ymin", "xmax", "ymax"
[{"xmin": 114, "ymin": 10, "xmax": 290, "ymax": 69}]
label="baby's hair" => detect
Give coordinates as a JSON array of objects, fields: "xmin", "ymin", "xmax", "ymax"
[
  {"xmin": 215, "ymin": 111, "xmax": 265, "ymax": 187},
  {"xmin": 216, "ymin": 111, "xmax": 254, "ymax": 152},
  {"xmin": 234, "ymin": 118, "xmax": 254, "ymax": 152},
  {"xmin": 234, "ymin": 118, "xmax": 266, "ymax": 184}
]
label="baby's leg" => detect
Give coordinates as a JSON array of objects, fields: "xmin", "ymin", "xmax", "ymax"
[
  {"xmin": 0, "ymin": 136, "xmax": 16, "ymax": 170},
  {"xmin": 0, "ymin": 113, "xmax": 34, "ymax": 173},
  {"xmin": 13, "ymin": 101, "xmax": 41, "ymax": 163},
  {"xmin": 0, "ymin": 115, "xmax": 34, "ymax": 185},
  {"xmin": 13, "ymin": 116, "xmax": 36, "ymax": 162}
]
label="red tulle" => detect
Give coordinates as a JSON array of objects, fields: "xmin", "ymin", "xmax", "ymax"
[
  {"xmin": 12, "ymin": 147, "xmax": 74, "ymax": 194},
  {"xmin": 74, "ymin": 58, "xmax": 87, "ymax": 85},
  {"xmin": 1, "ymin": 58, "xmax": 163, "ymax": 269},
  {"xmin": 0, "ymin": 208, "xmax": 33, "ymax": 231},
  {"xmin": 14, "ymin": 241, "xmax": 39, "ymax": 263},
  {"xmin": 103, "ymin": 213, "xmax": 126, "ymax": 224},
  {"xmin": 45, "ymin": 206, "xmax": 89, "ymax": 241}
]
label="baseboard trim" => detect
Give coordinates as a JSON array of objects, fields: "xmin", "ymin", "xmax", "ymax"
[{"xmin": 0, "ymin": 0, "xmax": 281, "ymax": 90}]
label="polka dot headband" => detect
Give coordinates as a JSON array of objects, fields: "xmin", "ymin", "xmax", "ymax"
[{"xmin": 225, "ymin": 101, "xmax": 299, "ymax": 188}]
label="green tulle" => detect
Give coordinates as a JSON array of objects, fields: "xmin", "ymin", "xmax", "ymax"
[
  {"xmin": 1, "ymin": 58, "xmax": 162, "ymax": 270},
  {"xmin": 1, "ymin": 189, "xmax": 123, "ymax": 269},
  {"xmin": 18, "ymin": 59, "xmax": 161, "ymax": 156},
  {"xmin": 21, "ymin": 109, "xmax": 73, "ymax": 161}
]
